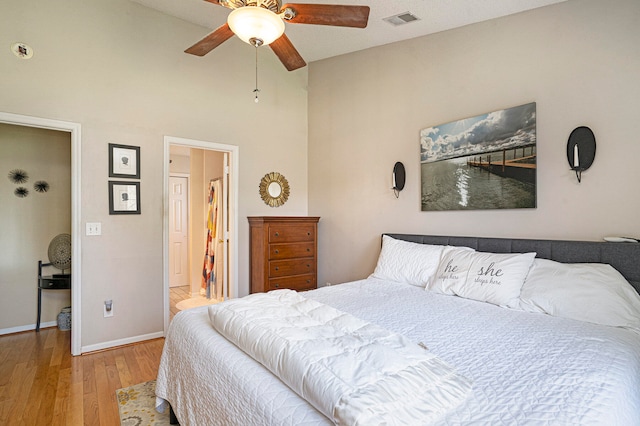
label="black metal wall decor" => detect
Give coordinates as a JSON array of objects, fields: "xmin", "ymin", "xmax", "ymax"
[
  {"xmin": 34, "ymin": 181, "xmax": 50, "ymax": 193},
  {"xmin": 7, "ymin": 169, "xmax": 50, "ymax": 197},
  {"xmin": 392, "ymin": 161, "xmax": 406, "ymax": 198},
  {"xmin": 567, "ymin": 126, "xmax": 596, "ymax": 183},
  {"xmin": 14, "ymin": 187, "xmax": 29, "ymax": 198},
  {"xmin": 8, "ymin": 169, "xmax": 29, "ymax": 184}
]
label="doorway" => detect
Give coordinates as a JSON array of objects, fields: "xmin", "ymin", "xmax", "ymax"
[
  {"xmin": 0, "ymin": 112, "xmax": 82, "ymax": 355},
  {"xmin": 163, "ymin": 136, "xmax": 238, "ymax": 333}
]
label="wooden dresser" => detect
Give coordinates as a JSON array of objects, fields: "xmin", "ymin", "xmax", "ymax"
[{"xmin": 248, "ymin": 216, "xmax": 320, "ymax": 294}]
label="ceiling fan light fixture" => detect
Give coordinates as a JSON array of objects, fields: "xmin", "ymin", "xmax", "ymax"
[{"xmin": 228, "ymin": 6, "xmax": 285, "ymax": 46}]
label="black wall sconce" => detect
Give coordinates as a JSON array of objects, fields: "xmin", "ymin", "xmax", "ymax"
[
  {"xmin": 392, "ymin": 162, "xmax": 406, "ymax": 198},
  {"xmin": 567, "ymin": 126, "xmax": 596, "ymax": 183}
]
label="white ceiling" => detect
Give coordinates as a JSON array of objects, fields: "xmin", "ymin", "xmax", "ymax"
[{"xmin": 131, "ymin": 0, "xmax": 566, "ymax": 64}]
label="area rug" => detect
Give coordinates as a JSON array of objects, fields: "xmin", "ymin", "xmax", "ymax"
[
  {"xmin": 175, "ymin": 296, "xmax": 219, "ymax": 311},
  {"xmin": 117, "ymin": 380, "xmax": 171, "ymax": 425}
]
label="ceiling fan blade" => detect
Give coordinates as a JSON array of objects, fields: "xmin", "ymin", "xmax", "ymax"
[
  {"xmin": 185, "ymin": 23, "xmax": 235, "ymax": 56},
  {"xmin": 270, "ymin": 34, "xmax": 307, "ymax": 71},
  {"xmin": 203, "ymin": 0, "xmax": 235, "ymax": 9},
  {"xmin": 282, "ymin": 4, "xmax": 370, "ymax": 28}
]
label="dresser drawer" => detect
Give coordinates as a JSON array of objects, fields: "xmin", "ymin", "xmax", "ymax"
[
  {"xmin": 269, "ymin": 258, "xmax": 315, "ymax": 277},
  {"xmin": 269, "ymin": 242, "xmax": 314, "ymax": 260},
  {"xmin": 269, "ymin": 225, "xmax": 315, "ymax": 243},
  {"xmin": 268, "ymin": 274, "xmax": 316, "ymax": 291}
]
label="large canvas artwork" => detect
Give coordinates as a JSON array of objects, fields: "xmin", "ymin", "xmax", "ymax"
[{"xmin": 420, "ymin": 102, "xmax": 536, "ymax": 211}]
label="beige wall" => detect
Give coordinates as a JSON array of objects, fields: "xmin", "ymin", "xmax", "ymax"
[
  {"xmin": 0, "ymin": 123, "xmax": 71, "ymax": 331},
  {"xmin": 308, "ymin": 0, "xmax": 640, "ymax": 286},
  {"xmin": 169, "ymin": 154, "xmax": 190, "ymax": 174},
  {"xmin": 1, "ymin": 0, "xmax": 308, "ymax": 350}
]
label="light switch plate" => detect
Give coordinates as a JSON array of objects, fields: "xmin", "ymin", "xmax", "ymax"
[{"xmin": 86, "ymin": 222, "xmax": 101, "ymax": 236}]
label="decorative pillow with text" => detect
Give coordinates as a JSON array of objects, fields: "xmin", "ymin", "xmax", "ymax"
[
  {"xmin": 427, "ymin": 247, "xmax": 476, "ymax": 295},
  {"xmin": 430, "ymin": 249, "xmax": 536, "ymax": 307}
]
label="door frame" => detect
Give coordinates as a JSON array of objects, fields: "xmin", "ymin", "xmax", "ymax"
[
  {"xmin": 163, "ymin": 136, "xmax": 239, "ymax": 334},
  {"xmin": 0, "ymin": 111, "xmax": 82, "ymax": 356}
]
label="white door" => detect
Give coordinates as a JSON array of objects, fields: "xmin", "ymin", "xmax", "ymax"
[{"xmin": 169, "ymin": 176, "xmax": 189, "ymax": 287}]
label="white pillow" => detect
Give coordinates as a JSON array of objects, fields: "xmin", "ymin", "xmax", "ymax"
[
  {"xmin": 426, "ymin": 247, "xmax": 475, "ymax": 295},
  {"xmin": 429, "ymin": 248, "xmax": 536, "ymax": 308},
  {"xmin": 370, "ymin": 235, "xmax": 448, "ymax": 287},
  {"xmin": 519, "ymin": 259, "xmax": 640, "ymax": 330}
]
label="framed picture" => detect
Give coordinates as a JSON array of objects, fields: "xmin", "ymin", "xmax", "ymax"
[
  {"xmin": 109, "ymin": 181, "xmax": 141, "ymax": 214},
  {"xmin": 109, "ymin": 143, "xmax": 140, "ymax": 179},
  {"xmin": 420, "ymin": 102, "xmax": 537, "ymax": 211}
]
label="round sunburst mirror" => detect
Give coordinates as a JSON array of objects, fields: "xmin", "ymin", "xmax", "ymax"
[{"xmin": 259, "ymin": 172, "xmax": 290, "ymax": 207}]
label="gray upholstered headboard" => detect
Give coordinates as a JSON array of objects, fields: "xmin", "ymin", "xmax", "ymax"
[{"xmin": 385, "ymin": 234, "xmax": 640, "ymax": 295}]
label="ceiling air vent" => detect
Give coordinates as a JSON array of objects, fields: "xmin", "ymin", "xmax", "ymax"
[{"xmin": 383, "ymin": 12, "xmax": 420, "ymax": 26}]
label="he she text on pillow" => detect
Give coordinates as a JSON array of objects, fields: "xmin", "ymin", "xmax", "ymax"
[{"xmin": 429, "ymin": 248, "xmax": 536, "ymax": 308}]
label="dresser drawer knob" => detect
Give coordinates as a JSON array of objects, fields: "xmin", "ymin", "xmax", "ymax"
[
  {"xmin": 274, "ymin": 284, "xmax": 280, "ymax": 288},
  {"xmin": 275, "ymin": 267, "xmax": 279, "ymax": 271},
  {"xmin": 306, "ymin": 279, "xmax": 310, "ymax": 284},
  {"xmin": 275, "ymin": 232, "xmax": 279, "ymax": 237},
  {"xmin": 306, "ymin": 248, "xmax": 310, "ymax": 252},
  {"xmin": 275, "ymin": 249, "xmax": 279, "ymax": 254},
  {"xmin": 307, "ymin": 232, "xmax": 310, "ymax": 236},
  {"xmin": 306, "ymin": 264, "xmax": 310, "ymax": 268}
]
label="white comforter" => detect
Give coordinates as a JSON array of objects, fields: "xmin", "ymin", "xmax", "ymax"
[
  {"xmin": 207, "ymin": 290, "xmax": 472, "ymax": 425},
  {"xmin": 156, "ymin": 278, "xmax": 640, "ymax": 425}
]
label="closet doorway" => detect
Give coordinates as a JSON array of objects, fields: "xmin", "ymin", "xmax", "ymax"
[
  {"xmin": 163, "ymin": 136, "xmax": 238, "ymax": 333},
  {"xmin": 0, "ymin": 112, "xmax": 82, "ymax": 355}
]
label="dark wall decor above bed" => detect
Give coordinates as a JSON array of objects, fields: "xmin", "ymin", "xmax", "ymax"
[
  {"xmin": 391, "ymin": 161, "xmax": 405, "ymax": 198},
  {"xmin": 420, "ymin": 102, "xmax": 537, "ymax": 211},
  {"xmin": 567, "ymin": 126, "xmax": 596, "ymax": 183}
]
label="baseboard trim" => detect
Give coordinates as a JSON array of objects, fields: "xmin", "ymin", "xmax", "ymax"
[
  {"xmin": 81, "ymin": 331, "xmax": 164, "ymax": 354},
  {"xmin": 0, "ymin": 321, "xmax": 57, "ymax": 336}
]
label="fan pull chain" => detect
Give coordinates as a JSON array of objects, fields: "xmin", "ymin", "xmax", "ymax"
[{"xmin": 253, "ymin": 45, "xmax": 260, "ymax": 103}]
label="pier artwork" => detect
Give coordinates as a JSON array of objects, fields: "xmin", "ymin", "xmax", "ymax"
[
  {"xmin": 466, "ymin": 143, "xmax": 536, "ymax": 185},
  {"xmin": 420, "ymin": 102, "xmax": 537, "ymax": 211}
]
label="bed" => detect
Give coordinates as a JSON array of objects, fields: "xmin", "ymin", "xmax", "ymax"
[{"xmin": 156, "ymin": 234, "xmax": 640, "ymax": 425}]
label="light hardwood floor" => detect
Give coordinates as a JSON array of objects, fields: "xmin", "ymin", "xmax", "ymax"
[
  {"xmin": 169, "ymin": 285, "xmax": 190, "ymax": 322},
  {"xmin": 0, "ymin": 286, "xmax": 191, "ymax": 425}
]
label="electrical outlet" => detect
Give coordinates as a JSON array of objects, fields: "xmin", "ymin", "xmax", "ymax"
[
  {"xmin": 104, "ymin": 300, "xmax": 113, "ymax": 318},
  {"xmin": 86, "ymin": 222, "xmax": 102, "ymax": 236}
]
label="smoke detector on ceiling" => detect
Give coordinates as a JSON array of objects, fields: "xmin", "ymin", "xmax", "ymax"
[
  {"xmin": 11, "ymin": 42, "xmax": 34, "ymax": 59},
  {"xmin": 383, "ymin": 12, "xmax": 420, "ymax": 26}
]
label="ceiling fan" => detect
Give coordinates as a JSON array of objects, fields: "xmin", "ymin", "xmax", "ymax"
[{"xmin": 185, "ymin": 0, "xmax": 370, "ymax": 71}]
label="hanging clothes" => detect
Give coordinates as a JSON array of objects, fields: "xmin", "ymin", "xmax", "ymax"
[{"xmin": 201, "ymin": 179, "xmax": 222, "ymax": 299}]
